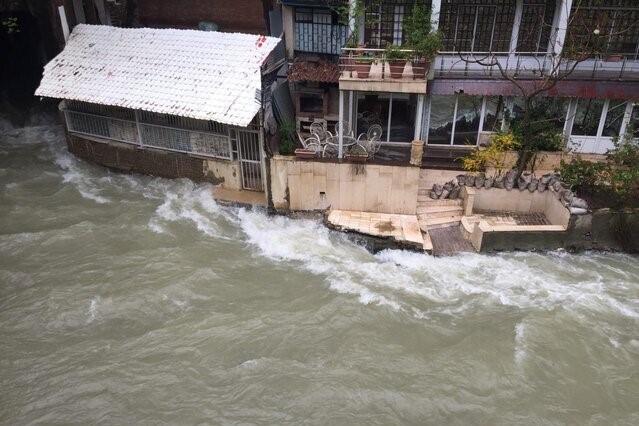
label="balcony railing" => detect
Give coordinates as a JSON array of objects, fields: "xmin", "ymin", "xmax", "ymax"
[
  {"xmin": 339, "ymin": 46, "xmax": 432, "ymax": 82},
  {"xmin": 435, "ymin": 51, "xmax": 639, "ymax": 81}
]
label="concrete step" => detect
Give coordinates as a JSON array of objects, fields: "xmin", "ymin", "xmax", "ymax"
[
  {"xmin": 425, "ymin": 219, "xmax": 463, "ymax": 230},
  {"xmin": 422, "ymin": 231, "xmax": 433, "ymax": 254},
  {"xmin": 416, "ymin": 205, "xmax": 463, "ymax": 218},
  {"xmin": 418, "ymin": 214, "xmax": 463, "ymax": 228},
  {"xmin": 417, "ymin": 196, "xmax": 463, "ymax": 206}
]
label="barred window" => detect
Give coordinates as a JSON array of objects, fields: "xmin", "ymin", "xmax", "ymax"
[
  {"xmin": 517, "ymin": 0, "xmax": 556, "ymax": 53},
  {"xmin": 363, "ymin": 0, "xmax": 429, "ymax": 48},
  {"xmin": 567, "ymin": 0, "xmax": 639, "ymax": 56},
  {"xmin": 294, "ymin": 8, "xmax": 348, "ymax": 55},
  {"xmin": 439, "ymin": 0, "xmax": 517, "ymax": 52}
]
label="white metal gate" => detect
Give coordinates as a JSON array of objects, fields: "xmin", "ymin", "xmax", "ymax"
[{"xmin": 237, "ymin": 129, "xmax": 264, "ymax": 191}]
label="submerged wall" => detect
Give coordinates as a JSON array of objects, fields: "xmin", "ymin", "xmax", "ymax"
[
  {"xmin": 66, "ymin": 134, "xmax": 242, "ymax": 189},
  {"xmin": 479, "ymin": 209, "xmax": 639, "ymax": 253},
  {"xmin": 270, "ymin": 156, "xmax": 420, "ymax": 214}
]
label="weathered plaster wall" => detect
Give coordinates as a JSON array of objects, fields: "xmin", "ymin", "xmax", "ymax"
[
  {"xmin": 137, "ymin": 0, "xmax": 269, "ymax": 34},
  {"xmin": 67, "ymin": 134, "xmax": 241, "ymax": 186},
  {"xmin": 479, "ymin": 209, "xmax": 639, "ymax": 253},
  {"xmin": 270, "ymin": 156, "xmax": 419, "ymax": 214},
  {"xmin": 487, "ymin": 151, "xmax": 607, "ymax": 176},
  {"xmin": 470, "ymin": 187, "xmax": 570, "ymax": 228}
]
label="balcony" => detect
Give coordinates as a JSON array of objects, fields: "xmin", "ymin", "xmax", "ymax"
[
  {"xmin": 338, "ymin": 47, "xmax": 430, "ymax": 94},
  {"xmin": 434, "ymin": 51, "xmax": 639, "ymax": 81}
]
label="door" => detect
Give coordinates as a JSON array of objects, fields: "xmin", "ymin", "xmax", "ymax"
[{"xmin": 237, "ymin": 129, "xmax": 264, "ymax": 191}]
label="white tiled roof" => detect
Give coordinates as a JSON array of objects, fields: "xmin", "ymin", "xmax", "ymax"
[{"xmin": 35, "ymin": 24, "xmax": 280, "ymax": 127}]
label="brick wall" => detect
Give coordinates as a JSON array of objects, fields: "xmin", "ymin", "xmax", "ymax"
[
  {"xmin": 67, "ymin": 135, "xmax": 208, "ymax": 182},
  {"xmin": 137, "ymin": 0, "xmax": 270, "ymax": 34}
]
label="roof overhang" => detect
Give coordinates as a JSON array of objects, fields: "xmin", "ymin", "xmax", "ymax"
[{"xmin": 35, "ymin": 24, "xmax": 280, "ymax": 127}]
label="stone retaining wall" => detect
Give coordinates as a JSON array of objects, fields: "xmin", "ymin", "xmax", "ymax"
[{"xmin": 66, "ymin": 134, "xmax": 242, "ymax": 189}]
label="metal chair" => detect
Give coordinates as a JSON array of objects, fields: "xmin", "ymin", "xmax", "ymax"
[
  {"xmin": 297, "ymin": 133, "xmax": 322, "ymax": 154},
  {"xmin": 334, "ymin": 120, "xmax": 353, "ymax": 138},
  {"xmin": 309, "ymin": 121, "xmax": 326, "ymax": 141}
]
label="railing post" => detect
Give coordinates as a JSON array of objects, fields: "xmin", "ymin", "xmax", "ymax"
[{"xmin": 134, "ymin": 109, "xmax": 143, "ymax": 147}]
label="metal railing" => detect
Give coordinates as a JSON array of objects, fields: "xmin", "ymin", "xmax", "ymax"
[
  {"xmin": 435, "ymin": 51, "xmax": 639, "ymax": 80},
  {"xmin": 63, "ymin": 109, "xmax": 233, "ymax": 160},
  {"xmin": 339, "ymin": 46, "xmax": 430, "ymax": 80}
]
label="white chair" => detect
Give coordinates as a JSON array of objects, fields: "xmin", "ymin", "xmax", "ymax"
[
  {"xmin": 334, "ymin": 121, "xmax": 354, "ymax": 138},
  {"xmin": 297, "ymin": 133, "xmax": 321, "ymax": 154},
  {"xmin": 309, "ymin": 121, "xmax": 326, "ymax": 141}
]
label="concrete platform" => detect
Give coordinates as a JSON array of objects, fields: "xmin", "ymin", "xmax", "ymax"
[
  {"xmin": 326, "ymin": 209, "xmax": 432, "ymax": 253},
  {"xmin": 212, "ymin": 187, "xmax": 267, "ymax": 207}
]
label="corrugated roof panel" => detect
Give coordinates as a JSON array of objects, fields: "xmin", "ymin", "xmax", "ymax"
[{"xmin": 35, "ymin": 24, "xmax": 281, "ymax": 127}]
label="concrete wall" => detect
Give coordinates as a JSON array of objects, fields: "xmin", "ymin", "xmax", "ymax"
[
  {"xmin": 270, "ymin": 156, "xmax": 419, "ymax": 214},
  {"xmin": 470, "ymin": 187, "xmax": 570, "ymax": 227},
  {"xmin": 67, "ymin": 134, "xmax": 242, "ymax": 188},
  {"xmin": 491, "ymin": 151, "xmax": 607, "ymax": 176},
  {"xmin": 137, "ymin": 0, "xmax": 269, "ymax": 34},
  {"xmin": 480, "ymin": 209, "xmax": 639, "ymax": 253}
]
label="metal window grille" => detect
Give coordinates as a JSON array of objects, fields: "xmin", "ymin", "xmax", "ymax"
[
  {"xmin": 568, "ymin": 1, "xmax": 639, "ymax": 57},
  {"xmin": 63, "ymin": 105, "xmax": 233, "ymax": 160},
  {"xmin": 294, "ymin": 7, "xmax": 348, "ymax": 55},
  {"xmin": 440, "ymin": 0, "xmax": 516, "ymax": 52},
  {"xmin": 363, "ymin": 0, "xmax": 428, "ymax": 48},
  {"xmin": 517, "ymin": 1, "xmax": 555, "ymax": 53}
]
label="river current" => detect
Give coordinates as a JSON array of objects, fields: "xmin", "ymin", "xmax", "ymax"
[{"xmin": 1, "ymin": 121, "xmax": 638, "ymax": 425}]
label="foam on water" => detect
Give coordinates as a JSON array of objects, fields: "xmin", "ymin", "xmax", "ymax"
[{"xmin": 234, "ymin": 207, "xmax": 639, "ymax": 318}]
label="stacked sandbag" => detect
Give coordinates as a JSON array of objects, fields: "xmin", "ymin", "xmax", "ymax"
[{"xmin": 428, "ymin": 169, "xmax": 589, "ymax": 214}]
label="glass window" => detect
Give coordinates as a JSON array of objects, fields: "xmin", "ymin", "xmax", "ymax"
[
  {"xmin": 483, "ymin": 95, "xmax": 505, "ymax": 132},
  {"xmin": 602, "ymin": 100, "xmax": 627, "ymax": 137},
  {"xmin": 440, "ymin": 0, "xmax": 516, "ymax": 52},
  {"xmin": 388, "ymin": 93, "xmax": 417, "ymax": 142},
  {"xmin": 428, "ymin": 95, "xmax": 456, "ymax": 144},
  {"xmin": 572, "ymin": 99, "xmax": 605, "ymax": 136},
  {"xmin": 453, "ymin": 94, "xmax": 482, "ymax": 145},
  {"xmin": 356, "ymin": 93, "xmax": 390, "ymax": 140},
  {"xmin": 517, "ymin": 1, "xmax": 555, "ymax": 53},
  {"xmin": 631, "ymin": 103, "xmax": 639, "ymax": 137}
]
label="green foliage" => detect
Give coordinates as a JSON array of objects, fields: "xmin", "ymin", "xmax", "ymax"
[
  {"xmin": 1, "ymin": 17, "xmax": 19, "ymax": 35},
  {"xmin": 559, "ymin": 129, "xmax": 639, "ymax": 205},
  {"xmin": 511, "ymin": 120, "xmax": 564, "ymax": 152},
  {"xmin": 384, "ymin": 44, "xmax": 409, "ymax": 61},
  {"xmin": 279, "ymin": 121, "xmax": 295, "ymax": 155},
  {"xmin": 462, "ymin": 131, "xmax": 521, "ymax": 175},
  {"xmin": 403, "ymin": 3, "xmax": 442, "ymax": 59}
]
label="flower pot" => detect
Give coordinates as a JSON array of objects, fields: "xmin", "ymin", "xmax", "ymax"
[
  {"xmin": 294, "ymin": 148, "xmax": 317, "ymax": 159},
  {"xmin": 604, "ymin": 54, "xmax": 623, "ymax": 62},
  {"xmin": 388, "ymin": 60, "xmax": 407, "ymax": 79},
  {"xmin": 354, "ymin": 60, "xmax": 372, "ymax": 79},
  {"xmin": 411, "ymin": 60, "xmax": 431, "ymax": 79},
  {"xmin": 346, "ymin": 154, "xmax": 368, "ymax": 163}
]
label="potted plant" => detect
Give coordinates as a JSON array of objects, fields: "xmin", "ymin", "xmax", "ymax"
[
  {"xmin": 385, "ymin": 44, "xmax": 409, "ymax": 78},
  {"xmin": 345, "ymin": 143, "xmax": 368, "ymax": 162},
  {"xmin": 354, "ymin": 54, "xmax": 376, "ymax": 79},
  {"xmin": 403, "ymin": 3, "xmax": 443, "ymax": 79}
]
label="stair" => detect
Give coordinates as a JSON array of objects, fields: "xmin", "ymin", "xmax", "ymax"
[{"xmin": 416, "ymin": 169, "xmax": 464, "ymax": 233}]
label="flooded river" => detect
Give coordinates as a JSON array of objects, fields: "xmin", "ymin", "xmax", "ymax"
[{"xmin": 1, "ymin": 122, "xmax": 638, "ymax": 425}]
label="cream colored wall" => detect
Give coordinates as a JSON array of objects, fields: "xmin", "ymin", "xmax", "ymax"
[
  {"xmin": 472, "ymin": 188, "xmax": 547, "ymax": 213},
  {"xmin": 282, "ymin": 6, "xmax": 294, "ymax": 58},
  {"xmin": 491, "ymin": 151, "xmax": 607, "ymax": 176},
  {"xmin": 270, "ymin": 156, "xmax": 419, "ymax": 214},
  {"xmin": 544, "ymin": 191, "xmax": 571, "ymax": 228},
  {"xmin": 204, "ymin": 159, "xmax": 242, "ymax": 190},
  {"xmin": 466, "ymin": 187, "xmax": 570, "ymax": 227}
]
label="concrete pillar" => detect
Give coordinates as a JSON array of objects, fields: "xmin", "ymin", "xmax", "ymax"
[
  {"xmin": 58, "ymin": 6, "xmax": 70, "ymax": 43},
  {"xmin": 509, "ymin": 0, "xmax": 523, "ymax": 58},
  {"xmin": 282, "ymin": 5, "xmax": 295, "ymax": 59},
  {"xmin": 431, "ymin": 0, "xmax": 442, "ymax": 29},
  {"xmin": 551, "ymin": 0, "xmax": 574, "ymax": 56},
  {"xmin": 338, "ymin": 90, "xmax": 344, "ymax": 158}
]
